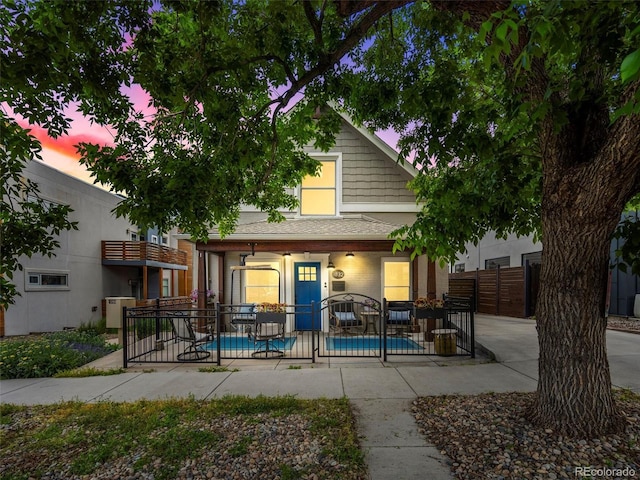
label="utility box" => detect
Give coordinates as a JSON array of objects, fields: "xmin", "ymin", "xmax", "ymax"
[{"xmin": 106, "ymin": 297, "xmax": 136, "ymax": 329}]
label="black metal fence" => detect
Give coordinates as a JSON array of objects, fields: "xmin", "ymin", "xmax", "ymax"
[{"xmin": 121, "ymin": 294, "xmax": 474, "ymax": 367}]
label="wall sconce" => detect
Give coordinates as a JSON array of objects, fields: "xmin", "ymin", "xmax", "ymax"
[
  {"xmin": 327, "ymin": 256, "xmax": 335, "ymax": 269},
  {"xmin": 346, "ymin": 251, "xmax": 355, "ymax": 257},
  {"xmin": 283, "ymin": 252, "xmax": 291, "ymax": 257}
]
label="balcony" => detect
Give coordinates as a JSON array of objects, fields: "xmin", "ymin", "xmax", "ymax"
[{"xmin": 101, "ymin": 241, "xmax": 188, "ymax": 269}]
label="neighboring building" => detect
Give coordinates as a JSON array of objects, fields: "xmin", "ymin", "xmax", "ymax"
[
  {"xmin": 185, "ymin": 111, "xmax": 449, "ymax": 332},
  {"xmin": 3, "ymin": 160, "xmax": 188, "ymax": 336},
  {"xmin": 452, "ymin": 214, "xmax": 640, "ymax": 317}
]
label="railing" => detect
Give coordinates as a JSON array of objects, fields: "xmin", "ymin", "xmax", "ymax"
[
  {"xmin": 121, "ymin": 296, "xmax": 475, "ymax": 367},
  {"xmin": 102, "ymin": 241, "xmax": 187, "ymax": 266}
]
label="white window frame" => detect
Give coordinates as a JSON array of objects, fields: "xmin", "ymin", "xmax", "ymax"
[
  {"xmin": 25, "ymin": 270, "xmax": 70, "ymax": 291},
  {"xmin": 298, "ymin": 152, "xmax": 342, "ymax": 217},
  {"xmin": 381, "ymin": 257, "xmax": 411, "ymax": 301},
  {"xmin": 151, "ymin": 234, "xmax": 158, "ymax": 244}
]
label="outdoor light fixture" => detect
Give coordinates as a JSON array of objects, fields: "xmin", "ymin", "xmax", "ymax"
[
  {"xmin": 327, "ymin": 256, "xmax": 335, "ymax": 269},
  {"xmin": 283, "ymin": 252, "xmax": 291, "ymax": 257},
  {"xmin": 346, "ymin": 251, "xmax": 355, "ymax": 257}
]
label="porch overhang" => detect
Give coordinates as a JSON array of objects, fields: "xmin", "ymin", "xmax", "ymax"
[
  {"xmin": 193, "ymin": 216, "xmax": 404, "ymax": 253},
  {"xmin": 196, "ymin": 239, "xmax": 397, "ymax": 253}
]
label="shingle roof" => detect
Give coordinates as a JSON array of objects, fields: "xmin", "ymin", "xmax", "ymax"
[{"xmin": 210, "ymin": 216, "xmax": 402, "ymax": 239}]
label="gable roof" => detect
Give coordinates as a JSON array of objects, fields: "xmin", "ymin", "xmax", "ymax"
[{"xmin": 333, "ymin": 108, "xmax": 418, "ymax": 178}]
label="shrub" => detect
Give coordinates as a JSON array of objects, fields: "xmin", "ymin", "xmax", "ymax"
[
  {"xmin": 77, "ymin": 317, "xmax": 108, "ymax": 335},
  {"xmin": 0, "ymin": 331, "xmax": 119, "ymax": 380}
]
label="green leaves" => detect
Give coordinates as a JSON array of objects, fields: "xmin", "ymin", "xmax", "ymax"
[{"xmin": 621, "ymin": 48, "xmax": 640, "ymax": 83}]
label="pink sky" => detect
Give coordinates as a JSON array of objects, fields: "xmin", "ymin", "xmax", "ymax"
[{"xmin": 30, "ymin": 84, "xmax": 401, "ymax": 185}]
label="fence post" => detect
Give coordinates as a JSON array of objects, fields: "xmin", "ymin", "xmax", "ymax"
[
  {"xmin": 470, "ymin": 307, "xmax": 475, "ymax": 358},
  {"xmin": 311, "ymin": 301, "xmax": 316, "ymax": 363},
  {"xmin": 496, "ymin": 265, "xmax": 500, "ymax": 316},
  {"xmin": 215, "ymin": 302, "xmax": 221, "ymax": 366},
  {"xmin": 155, "ymin": 298, "xmax": 161, "ymax": 341},
  {"xmin": 382, "ymin": 298, "xmax": 388, "ymax": 362},
  {"xmin": 122, "ymin": 305, "xmax": 128, "ymax": 369}
]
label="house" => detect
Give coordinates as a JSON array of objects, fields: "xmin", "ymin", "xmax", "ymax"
[
  {"xmin": 451, "ymin": 215, "xmax": 640, "ymax": 318},
  {"xmin": 2, "ymin": 160, "xmax": 189, "ymax": 336},
  {"xmin": 184, "ymin": 111, "xmax": 449, "ymax": 332}
]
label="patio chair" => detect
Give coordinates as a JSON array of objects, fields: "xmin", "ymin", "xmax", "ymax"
[
  {"xmin": 328, "ymin": 300, "xmax": 363, "ymax": 334},
  {"xmin": 249, "ymin": 311, "xmax": 286, "ymax": 358},
  {"xmin": 386, "ymin": 301, "xmax": 414, "ymax": 336},
  {"xmin": 230, "ymin": 303, "xmax": 256, "ymax": 333},
  {"xmin": 170, "ymin": 314, "xmax": 212, "ymax": 361}
]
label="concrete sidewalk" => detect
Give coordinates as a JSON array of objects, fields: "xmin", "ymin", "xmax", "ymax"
[{"xmin": 1, "ymin": 314, "xmax": 638, "ymax": 480}]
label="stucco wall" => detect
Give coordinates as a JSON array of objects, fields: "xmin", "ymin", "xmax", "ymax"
[{"xmin": 5, "ymin": 161, "xmax": 135, "ymax": 335}]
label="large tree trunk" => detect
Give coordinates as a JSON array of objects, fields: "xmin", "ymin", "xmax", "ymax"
[
  {"xmin": 529, "ymin": 201, "xmax": 626, "ymax": 437},
  {"xmin": 527, "ymin": 109, "xmax": 639, "ymax": 436}
]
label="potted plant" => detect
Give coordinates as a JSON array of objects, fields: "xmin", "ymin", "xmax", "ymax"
[
  {"xmin": 413, "ymin": 297, "xmax": 446, "ymax": 341},
  {"xmin": 363, "ymin": 298, "xmax": 380, "ymax": 312},
  {"xmin": 190, "ymin": 289, "xmax": 215, "ymax": 304}
]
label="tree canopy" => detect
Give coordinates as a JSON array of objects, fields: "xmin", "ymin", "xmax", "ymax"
[{"xmin": 2, "ymin": 0, "xmax": 640, "ymax": 436}]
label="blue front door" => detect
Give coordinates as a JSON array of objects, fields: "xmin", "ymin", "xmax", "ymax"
[{"xmin": 294, "ymin": 262, "xmax": 321, "ymax": 330}]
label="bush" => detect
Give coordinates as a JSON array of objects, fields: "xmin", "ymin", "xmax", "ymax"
[
  {"xmin": 0, "ymin": 331, "xmax": 119, "ymax": 380},
  {"xmin": 77, "ymin": 317, "xmax": 108, "ymax": 335}
]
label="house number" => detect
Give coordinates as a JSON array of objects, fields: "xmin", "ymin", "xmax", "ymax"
[{"xmin": 332, "ymin": 269, "xmax": 345, "ymax": 278}]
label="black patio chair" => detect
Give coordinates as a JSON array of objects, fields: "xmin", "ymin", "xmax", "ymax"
[
  {"xmin": 230, "ymin": 303, "xmax": 256, "ymax": 333},
  {"xmin": 386, "ymin": 300, "xmax": 414, "ymax": 336},
  {"xmin": 249, "ymin": 312, "xmax": 287, "ymax": 358},
  {"xmin": 328, "ymin": 300, "xmax": 363, "ymax": 334},
  {"xmin": 170, "ymin": 314, "xmax": 212, "ymax": 361}
]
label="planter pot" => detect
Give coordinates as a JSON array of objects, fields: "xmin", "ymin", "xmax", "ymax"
[
  {"xmin": 433, "ymin": 328, "xmax": 457, "ymax": 356},
  {"xmin": 256, "ymin": 312, "xmax": 286, "ymax": 323},
  {"xmin": 413, "ymin": 307, "xmax": 446, "ymax": 319}
]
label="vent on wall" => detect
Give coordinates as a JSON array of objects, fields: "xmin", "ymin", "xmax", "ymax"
[{"xmin": 332, "ymin": 281, "xmax": 346, "ymax": 292}]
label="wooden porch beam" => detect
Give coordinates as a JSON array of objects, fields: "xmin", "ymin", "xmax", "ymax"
[{"xmin": 195, "ymin": 239, "xmax": 398, "ymax": 253}]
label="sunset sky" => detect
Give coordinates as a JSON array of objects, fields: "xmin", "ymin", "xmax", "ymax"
[{"xmin": 26, "ymin": 83, "xmax": 400, "ymax": 189}]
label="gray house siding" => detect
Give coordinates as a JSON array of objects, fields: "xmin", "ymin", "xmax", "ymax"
[{"xmin": 304, "ymin": 120, "xmax": 415, "ymax": 205}]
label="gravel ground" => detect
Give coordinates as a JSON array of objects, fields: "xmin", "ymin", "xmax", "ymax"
[
  {"xmin": 607, "ymin": 316, "xmax": 640, "ymax": 333},
  {"xmin": 1, "ymin": 409, "xmax": 366, "ymax": 480},
  {"xmin": 413, "ymin": 391, "xmax": 640, "ymax": 480}
]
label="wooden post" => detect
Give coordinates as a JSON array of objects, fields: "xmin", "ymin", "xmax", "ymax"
[
  {"xmin": 143, "ymin": 266, "xmax": 148, "ymax": 300},
  {"xmin": 158, "ymin": 267, "xmax": 164, "ymax": 298}
]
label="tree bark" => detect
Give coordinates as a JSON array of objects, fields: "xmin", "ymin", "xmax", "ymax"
[
  {"xmin": 530, "ymin": 202, "xmax": 627, "ymax": 437},
  {"xmin": 527, "ymin": 93, "xmax": 640, "ymax": 435}
]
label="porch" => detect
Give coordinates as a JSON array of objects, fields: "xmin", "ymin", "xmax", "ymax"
[{"xmin": 119, "ymin": 295, "xmax": 475, "ymax": 367}]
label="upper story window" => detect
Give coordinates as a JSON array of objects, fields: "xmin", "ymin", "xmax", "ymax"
[{"xmin": 300, "ymin": 160, "xmax": 336, "ymax": 215}]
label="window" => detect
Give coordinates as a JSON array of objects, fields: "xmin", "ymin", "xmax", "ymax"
[
  {"xmin": 161, "ymin": 236, "xmax": 169, "ymax": 245},
  {"xmin": 522, "ymin": 251, "xmax": 542, "ymax": 266},
  {"xmin": 245, "ymin": 262, "xmax": 280, "ymax": 303},
  {"xmin": 26, "ymin": 271, "xmax": 70, "ymax": 291},
  {"xmin": 162, "ymin": 278, "xmax": 170, "ymax": 297},
  {"xmin": 383, "ymin": 259, "xmax": 410, "ymax": 300},
  {"xmin": 297, "ymin": 265, "xmax": 317, "ymax": 282},
  {"xmin": 151, "ymin": 235, "xmax": 158, "ymax": 244},
  {"xmin": 131, "ymin": 232, "xmax": 138, "ymax": 241},
  {"xmin": 485, "ymin": 256, "xmax": 510, "ymax": 270},
  {"xmin": 300, "ymin": 160, "xmax": 336, "ymax": 215},
  {"xmin": 454, "ymin": 263, "xmax": 465, "ymax": 273}
]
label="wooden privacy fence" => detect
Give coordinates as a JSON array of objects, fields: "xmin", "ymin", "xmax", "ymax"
[{"xmin": 449, "ymin": 264, "xmax": 540, "ymax": 318}]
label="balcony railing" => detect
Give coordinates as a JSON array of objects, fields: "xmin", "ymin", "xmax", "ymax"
[{"xmin": 102, "ymin": 241, "xmax": 187, "ymax": 266}]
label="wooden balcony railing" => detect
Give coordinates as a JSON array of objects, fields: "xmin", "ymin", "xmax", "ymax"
[{"xmin": 102, "ymin": 241, "xmax": 188, "ymax": 266}]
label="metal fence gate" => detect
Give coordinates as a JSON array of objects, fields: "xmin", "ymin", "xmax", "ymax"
[{"xmin": 122, "ymin": 295, "xmax": 474, "ymax": 367}]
